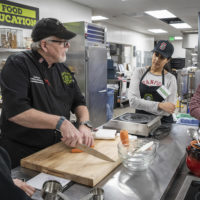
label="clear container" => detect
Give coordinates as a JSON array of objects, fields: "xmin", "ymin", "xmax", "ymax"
[
  {"xmin": 0, "ymin": 28, "xmax": 11, "ymax": 48},
  {"xmin": 24, "ymin": 37, "xmax": 32, "ymax": 49},
  {"xmin": 10, "ymin": 29, "xmax": 17, "ymax": 49},
  {"xmin": 16, "ymin": 29, "xmax": 23, "ymax": 48},
  {"xmin": 118, "ymin": 138, "xmax": 159, "ymax": 171}
]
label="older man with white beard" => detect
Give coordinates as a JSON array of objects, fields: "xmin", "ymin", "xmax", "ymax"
[{"xmin": 0, "ymin": 18, "xmax": 94, "ymax": 169}]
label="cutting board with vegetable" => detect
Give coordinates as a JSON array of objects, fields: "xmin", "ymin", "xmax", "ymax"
[{"xmin": 21, "ymin": 137, "xmax": 121, "ymax": 187}]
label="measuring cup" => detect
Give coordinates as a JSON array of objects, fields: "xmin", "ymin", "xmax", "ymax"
[
  {"xmin": 41, "ymin": 180, "xmax": 70, "ymax": 200},
  {"xmin": 80, "ymin": 188, "xmax": 104, "ymax": 200},
  {"xmin": 89, "ymin": 188, "xmax": 104, "ymax": 200}
]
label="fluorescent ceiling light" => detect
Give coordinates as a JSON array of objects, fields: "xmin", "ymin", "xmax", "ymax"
[
  {"xmin": 175, "ymin": 36, "xmax": 183, "ymax": 40},
  {"xmin": 92, "ymin": 16, "xmax": 108, "ymax": 21},
  {"xmin": 148, "ymin": 29, "xmax": 167, "ymax": 33},
  {"xmin": 170, "ymin": 23, "xmax": 191, "ymax": 29},
  {"xmin": 145, "ymin": 10, "xmax": 176, "ymax": 19}
]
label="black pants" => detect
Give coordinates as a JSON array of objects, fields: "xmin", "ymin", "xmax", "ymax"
[{"xmin": 0, "ymin": 138, "xmax": 40, "ymax": 169}]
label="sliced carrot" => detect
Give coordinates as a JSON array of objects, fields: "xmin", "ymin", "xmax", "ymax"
[
  {"xmin": 71, "ymin": 145, "xmax": 95, "ymax": 153},
  {"xmin": 120, "ymin": 130, "xmax": 129, "ymax": 146},
  {"xmin": 71, "ymin": 148, "xmax": 83, "ymax": 153}
]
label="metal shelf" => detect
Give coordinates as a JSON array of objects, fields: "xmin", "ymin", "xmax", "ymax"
[{"xmin": 0, "ymin": 48, "xmax": 26, "ymax": 52}]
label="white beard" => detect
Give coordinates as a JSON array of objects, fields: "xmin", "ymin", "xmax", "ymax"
[{"xmin": 58, "ymin": 54, "xmax": 66, "ymax": 63}]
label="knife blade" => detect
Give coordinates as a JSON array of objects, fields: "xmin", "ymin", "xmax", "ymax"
[{"xmin": 76, "ymin": 144, "xmax": 115, "ymax": 162}]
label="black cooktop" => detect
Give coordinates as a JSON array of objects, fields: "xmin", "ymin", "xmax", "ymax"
[
  {"xmin": 184, "ymin": 180, "xmax": 200, "ymax": 200},
  {"xmin": 113, "ymin": 113, "xmax": 156, "ymax": 124}
]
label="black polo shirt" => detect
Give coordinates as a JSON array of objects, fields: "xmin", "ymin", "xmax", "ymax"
[{"xmin": 0, "ymin": 50, "xmax": 86, "ymax": 149}]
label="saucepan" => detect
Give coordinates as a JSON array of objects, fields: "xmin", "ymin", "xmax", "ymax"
[{"xmin": 41, "ymin": 180, "xmax": 71, "ymax": 200}]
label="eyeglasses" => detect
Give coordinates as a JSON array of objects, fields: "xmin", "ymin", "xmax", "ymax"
[{"xmin": 47, "ymin": 40, "xmax": 69, "ymax": 47}]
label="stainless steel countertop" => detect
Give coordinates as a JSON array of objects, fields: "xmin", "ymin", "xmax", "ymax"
[{"xmin": 11, "ymin": 124, "xmax": 192, "ymax": 200}]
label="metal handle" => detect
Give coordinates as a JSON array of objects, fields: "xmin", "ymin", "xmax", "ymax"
[
  {"xmin": 98, "ymin": 89, "xmax": 107, "ymax": 93},
  {"xmin": 80, "ymin": 193, "xmax": 93, "ymax": 200},
  {"xmin": 57, "ymin": 191, "xmax": 71, "ymax": 200},
  {"xmin": 147, "ymin": 116, "xmax": 161, "ymax": 128}
]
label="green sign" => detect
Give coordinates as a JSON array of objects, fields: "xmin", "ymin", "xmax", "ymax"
[
  {"xmin": 0, "ymin": 1, "xmax": 39, "ymax": 29},
  {"xmin": 169, "ymin": 36, "xmax": 175, "ymax": 41}
]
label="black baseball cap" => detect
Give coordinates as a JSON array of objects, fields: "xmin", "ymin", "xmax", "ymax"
[
  {"xmin": 152, "ymin": 40, "xmax": 174, "ymax": 59},
  {"xmin": 31, "ymin": 18, "xmax": 76, "ymax": 42}
]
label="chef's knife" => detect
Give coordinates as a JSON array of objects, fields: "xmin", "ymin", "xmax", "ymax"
[{"xmin": 76, "ymin": 144, "xmax": 115, "ymax": 162}]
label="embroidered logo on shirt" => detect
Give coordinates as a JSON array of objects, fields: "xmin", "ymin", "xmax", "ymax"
[
  {"xmin": 159, "ymin": 42, "xmax": 167, "ymax": 50},
  {"xmin": 144, "ymin": 93, "xmax": 153, "ymax": 101},
  {"xmin": 44, "ymin": 79, "xmax": 50, "ymax": 86},
  {"xmin": 30, "ymin": 76, "xmax": 44, "ymax": 84},
  {"xmin": 61, "ymin": 72, "xmax": 73, "ymax": 85}
]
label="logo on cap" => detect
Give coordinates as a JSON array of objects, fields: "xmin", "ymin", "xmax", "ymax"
[{"xmin": 159, "ymin": 42, "xmax": 167, "ymax": 50}]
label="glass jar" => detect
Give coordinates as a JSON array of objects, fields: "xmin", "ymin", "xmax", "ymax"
[
  {"xmin": 16, "ymin": 29, "xmax": 23, "ymax": 48},
  {"xmin": 24, "ymin": 37, "xmax": 32, "ymax": 49},
  {"xmin": 0, "ymin": 28, "xmax": 11, "ymax": 48},
  {"xmin": 10, "ymin": 29, "xmax": 17, "ymax": 49}
]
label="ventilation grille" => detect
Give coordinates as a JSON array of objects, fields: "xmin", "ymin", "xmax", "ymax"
[{"xmin": 86, "ymin": 24, "xmax": 105, "ymax": 44}]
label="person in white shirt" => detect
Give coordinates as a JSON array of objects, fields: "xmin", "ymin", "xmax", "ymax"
[{"xmin": 128, "ymin": 40, "xmax": 177, "ymax": 123}]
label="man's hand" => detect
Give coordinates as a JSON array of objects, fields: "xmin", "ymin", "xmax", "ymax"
[
  {"xmin": 60, "ymin": 120, "xmax": 82, "ymax": 147},
  {"xmin": 158, "ymin": 102, "xmax": 176, "ymax": 114},
  {"xmin": 13, "ymin": 179, "xmax": 35, "ymax": 197},
  {"xmin": 79, "ymin": 125, "xmax": 94, "ymax": 147}
]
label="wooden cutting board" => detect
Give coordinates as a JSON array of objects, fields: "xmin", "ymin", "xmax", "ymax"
[{"xmin": 21, "ymin": 137, "xmax": 121, "ymax": 186}]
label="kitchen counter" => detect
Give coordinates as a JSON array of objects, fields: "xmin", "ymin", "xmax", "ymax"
[{"xmin": 11, "ymin": 124, "xmax": 191, "ymax": 200}]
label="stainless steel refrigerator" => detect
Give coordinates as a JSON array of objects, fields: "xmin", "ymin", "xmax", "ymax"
[{"xmin": 63, "ymin": 21, "xmax": 107, "ymax": 128}]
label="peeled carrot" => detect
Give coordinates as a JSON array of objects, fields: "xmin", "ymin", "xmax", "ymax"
[
  {"xmin": 71, "ymin": 145, "xmax": 95, "ymax": 153},
  {"xmin": 120, "ymin": 130, "xmax": 129, "ymax": 146},
  {"xmin": 71, "ymin": 148, "xmax": 83, "ymax": 153}
]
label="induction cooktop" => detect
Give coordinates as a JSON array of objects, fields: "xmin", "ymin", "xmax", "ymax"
[
  {"xmin": 114, "ymin": 113, "xmax": 156, "ymax": 124},
  {"xmin": 103, "ymin": 112, "xmax": 161, "ymax": 137}
]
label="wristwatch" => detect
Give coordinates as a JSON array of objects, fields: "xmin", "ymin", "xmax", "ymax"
[
  {"xmin": 79, "ymin": 120, "xmax": 93, "ymax": 129},
  {"xmin": 56, "ymin": 116, "xmax": 66, "ymax": 131}
]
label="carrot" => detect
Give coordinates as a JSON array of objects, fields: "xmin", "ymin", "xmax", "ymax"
[
  {"xmin": 120, "ymin": 130, "xmax": 129, "ymax": 146},
  {"xmin": 71, "ymin": 148, "xmax": 83, "ymax": 153},
  {"xmin": 71, "ymin": 145, "xmax": 95, "ymax": 153}
]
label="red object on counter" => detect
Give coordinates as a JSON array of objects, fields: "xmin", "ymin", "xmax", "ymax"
[{"xmin": 186, "ymin": 140, "xmax": 200, "ymax": 177}]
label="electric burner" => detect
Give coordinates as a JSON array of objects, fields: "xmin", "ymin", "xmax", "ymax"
[
  {"xmin": 103, "ymin": 113, "xmax": 161, "ymax": 137},
  {"xmin": 114, "ymin": 113, "xmax": 156, "ymax": 124}
]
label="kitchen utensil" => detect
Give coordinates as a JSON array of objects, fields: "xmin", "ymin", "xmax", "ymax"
[
  {"xmin": 41, "ymin": 180, "xmax": 71, "ymax": 200},
  {"xmin": 76, "ymin": 144, "xmax": 115, "ymax": 162},
  {"xmin": 187, "ymin": 128, "xmax": 198, "ymax": 139},
  {"xmin": 80, "ymin": 193, "xmax": 93, "ymax": 200},
  {"xmin": 196, "ymin": 127, "xmax": 200, "ymax": 147},
  {"xmin": 103, "ymin": 113, "xmax": 161, "ymax": 136},
  {"xmin": 118, "ymin": 138, "xmax": 159, "ymax": 171},
  {"xmin": 186, "ymin": 140, "xmax": 200, "ymax": 177},
  {"xmin": 136, "ymin": 141, "xmax": 154, "ymax": 152},
  {"xmin": 89, "ymin": 188, "xmax": 104, "ymax": 200}
]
